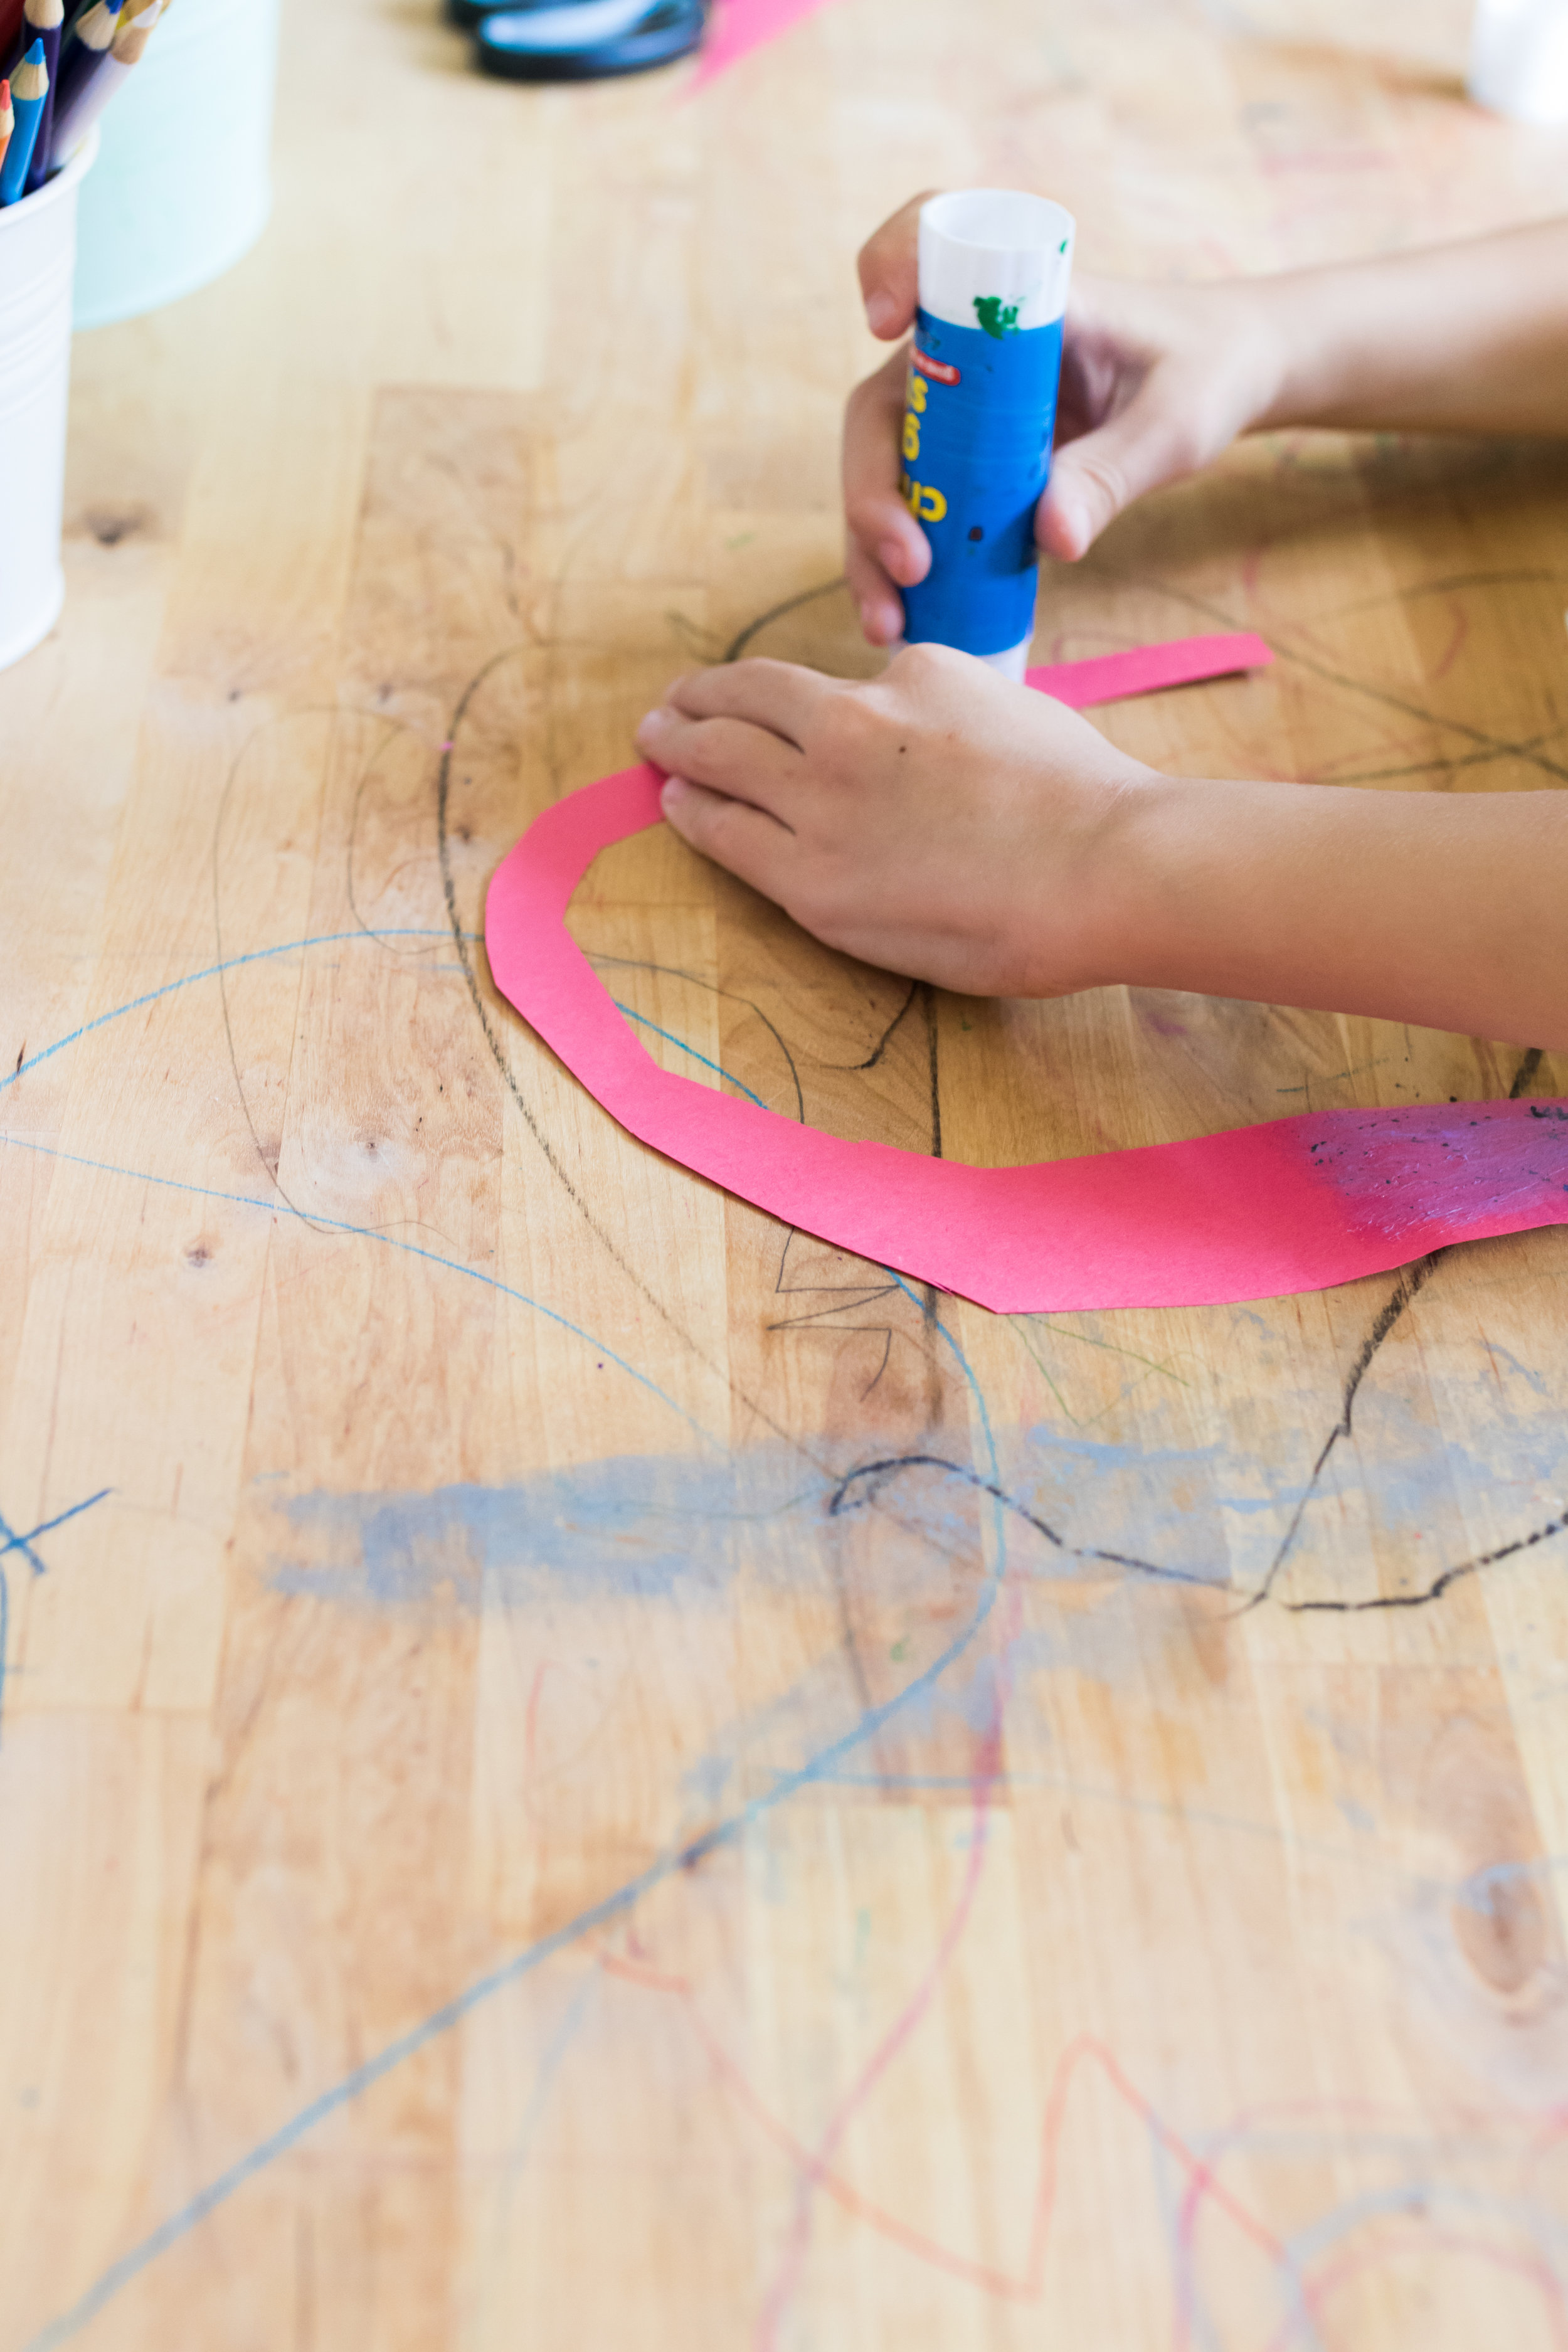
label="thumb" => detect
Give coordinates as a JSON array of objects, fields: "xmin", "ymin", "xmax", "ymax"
[
  {"xmin": 856, "ymin": 190, "xmax": 938, "ymax": 340},
  {"xmin": 1038, "ymin": 369, "xmax": 1205, "ymax": 560}
]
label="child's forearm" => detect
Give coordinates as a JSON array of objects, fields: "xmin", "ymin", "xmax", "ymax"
[
  {"xmin": 1099, "ymin": 775, "xmax": 1568, "ymax": 1049},
  {"xmin": 1257, "ymin": 218, "xmax": 1568, "ymax": 438}
]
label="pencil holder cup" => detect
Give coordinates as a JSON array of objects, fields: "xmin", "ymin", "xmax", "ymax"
[
  {"xmin": 1469, "ymin": 0, "xmax": 1568, "ymax": 123},
  {"xmin": 0, "ymin": 133, "xmax": 97, "ymax": 674},
  {"xmin": 72, "ymin": 0, "xmax": 281, "ymax": 331}
]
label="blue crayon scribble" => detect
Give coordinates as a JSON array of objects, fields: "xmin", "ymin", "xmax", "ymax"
[
  {"xmin": 0, "ymin": 1488, "xmax": 114, "ymax": 1735},
  {"xmin": 269, "ymin": 1453, "xmax": 827, "ymax": 1611}
]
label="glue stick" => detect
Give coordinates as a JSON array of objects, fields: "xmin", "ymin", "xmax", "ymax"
[{"xmin": 898, "ymin": 189, "xmax": 1075, "ymax": 684}]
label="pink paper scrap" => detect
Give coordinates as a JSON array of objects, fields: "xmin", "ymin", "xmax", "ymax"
[
  {"xmin": 1027, "ymin": 632, "xmax": 1273, "ymax": 707},
  {"xmin": 688, "ymin": 0, "xmax": 840, "ymax": 88},
  {"xmin": 484, "ymin": 633, "xmax": 1568, "ymax": 1313}
]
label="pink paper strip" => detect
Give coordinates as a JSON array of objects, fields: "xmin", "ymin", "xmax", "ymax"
[
  {"xmin": 1027, "ymin": 632, "xmax": 1273, "ymax": 707},
  {"xmin": 688, "ymin": 0, "xmax": 840, "ymax": 88},
  {"xmin": 484, "ymin": 636, "xmax": 1567, "ymax": 1312}
]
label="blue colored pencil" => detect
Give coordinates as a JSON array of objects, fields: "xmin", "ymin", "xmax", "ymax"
[
  {"xmin": 0, "ymin": 35, "xmax": 46, "ymax": 204},
  {"xmin": 19, "ymin": 0, "xmax": 62, "ymax": 194}
]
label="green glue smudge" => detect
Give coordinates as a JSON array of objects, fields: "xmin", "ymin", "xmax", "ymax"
[{"xmin": 973, "ymin": 294, "xmax": 1020, "ymax": 341}]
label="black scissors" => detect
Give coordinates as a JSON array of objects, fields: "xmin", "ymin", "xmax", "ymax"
[{"xmin": 448, "ymin": 0, "xmax": 706, "ymax": 80}]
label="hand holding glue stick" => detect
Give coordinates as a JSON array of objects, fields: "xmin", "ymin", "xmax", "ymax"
[
  {"xmin": 894, "ymin": 190, "xmax": 1074, "ymax": 682},
  {"xmin": 638, "ymin": 209, "xmax": 1568, "ymax": 1049},
  {"xmin": 848, "ymin": 195, "xmax": 1568, "ymax": 648}
]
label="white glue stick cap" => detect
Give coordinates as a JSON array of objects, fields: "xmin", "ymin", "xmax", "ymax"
[
  {"xmin": 890, "ymin": 638, "xmax": 1034, "ymax": 684},
  {"xmin": 1468, "ymin": 0, "xmax": 1568, "ymax": 124},
  {"xmin": 978, "ymin": 641, "xmax": 1032, "ymax": 684},
  {"xmin": 918, "ymin": 189, "xmax": 1076, "ymax": 334}
]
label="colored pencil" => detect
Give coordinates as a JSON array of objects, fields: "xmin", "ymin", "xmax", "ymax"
[
  {"xmin": 112, "ymin": 0, "xmax": 167, "ymax": 47},
  {"xmin": 50, "ymin": 0, "xmax": 120, "ymax": 132},
  {"xmin": 0, "ymin": 0, "xmax": 23, "ymax": 70},
  {"xmin": 0, "ymin": 34, "xmax": 46, "ymax": 204},
  {"xmin": 0, "ymin": 79, "xmax": 12, "ymax": 185},
  {"xmin": 48, "ymin": 0, "xmax": 158, "ymax": 161},
  {"xmin": 19, "ymin": 0, "xmax": 61, "ymax": 194}
]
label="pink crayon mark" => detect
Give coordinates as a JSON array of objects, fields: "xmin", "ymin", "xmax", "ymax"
[
  {"xmin": 1170, "ymin": 2090, "xmax": 1429, "ymax": 2352},
  {"xmin": 755, "ymin": 1571, "xmax": 1023, "ymax": 2341},
  {"xmin": 595, "ymin": 1930, "xmax": 1566, "ymax": 2351},
  {"xmin": 751, "ymin": 1758, "xmax": 997, "ymax": 2349},
  {"xmin": 1431, "ymin": 601, "xmax": 1470, "ymax": 681},
  {"xmin": 1265, "ymin": 2223, "xmax": 1568, "ymax": 2352},
  {"xmin": 687, "ymin": 0, "xmax": 842, "ymax": 90},
  {"xmin": 596, "ymin": 1949, "xmax": 1298, "ymax": 2321}
]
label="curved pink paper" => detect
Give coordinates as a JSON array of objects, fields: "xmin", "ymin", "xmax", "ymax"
[{"xmin": 484, "ymin": 638, "xmax": 1568, "ymax": 1311}]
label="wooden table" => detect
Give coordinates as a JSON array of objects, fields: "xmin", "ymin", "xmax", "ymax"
[{"xmin": 6, "ymin": 0, "xmax": 1568, "ymax": 2343}]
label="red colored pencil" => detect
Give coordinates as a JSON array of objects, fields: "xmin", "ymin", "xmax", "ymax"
[
  {"xmin": 0, "ymin": 0, "xmax": 22, "ymax": 66},
  {"xmin": 0, "ymin": 78, "xmax": 12, "ymax": 185}
]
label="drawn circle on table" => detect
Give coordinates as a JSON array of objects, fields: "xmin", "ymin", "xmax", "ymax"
[{"xmin": 483, "ymin": 644, "xmax": 1568, "ymax": 1314}]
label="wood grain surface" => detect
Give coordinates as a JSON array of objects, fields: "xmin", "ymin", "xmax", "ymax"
[{"xmin": 5, "ymin": 0, "xmax": 1568, "ymax": 2344}]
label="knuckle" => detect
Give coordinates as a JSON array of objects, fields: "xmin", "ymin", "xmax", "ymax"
[
  {"xmin": 886, "ymin": 640, "xmax": 950, "ymax": 689},
  {"xmin": 1161, "ymin": 416, "xmax": 1207, "ymax": 479}
]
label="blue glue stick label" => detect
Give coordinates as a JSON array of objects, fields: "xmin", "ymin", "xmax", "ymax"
[{"xmin": 898, "ymin": 305, "xmax": 1064, "ymax": 660}]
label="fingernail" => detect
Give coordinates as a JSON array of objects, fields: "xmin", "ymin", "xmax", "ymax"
[
  {"xmin": 1052, "ymin": 500, "xmax": 1085, "ymax": 556},
  {"xmin": 660, "ymin": 775, "xmax": 688, "ymax": 807},
  {"xmin": 877, "ymin": 538, "xmax": 907, "ymax": 582},
  {"xmin": 865, "ymin": 292, "xmax": 898, "ymax": 335}
]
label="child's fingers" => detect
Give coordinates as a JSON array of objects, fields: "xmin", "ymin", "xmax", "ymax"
[
  {"xmin": 660, "ymin": 775, "xmax": 798, "ymax": 897},
  {"xmin": 855, "ymin": 191, "xmax": 935, "ymax": 337},
  {"xmin": 635, "ymin": 705, "xmax": 803, "ymax": 812},
  {"xmin": 843, "ymin": 348, "xmax": 930, "ymax": 638},
  {"xmin": 1038, "ymin": 365, "xmax": 1207, "ymax": 559},
  {"xmin": 845, "ymin": 538, "xmax": 904, "ymax": 647},
  {"xmin": 664, "ymin": 657, "xmax": 835, "ymax": 747}
]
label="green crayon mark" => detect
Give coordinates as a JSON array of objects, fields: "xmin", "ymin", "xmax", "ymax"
[{"xmin": 973, "ymin": 294, "xmax": 1020, "ymax": 340}]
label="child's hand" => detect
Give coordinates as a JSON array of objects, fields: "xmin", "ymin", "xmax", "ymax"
[
  {"xmin": 634, "ymin": 646, "xmax": 1150, "ymax": 998},
  {"xmin": 637, "ymin": 644, "xmax": 1568, "ymax": 1046},
  {"xmin": 845, "ymin": 193, "xmax": 1287, "ymax": 645}
]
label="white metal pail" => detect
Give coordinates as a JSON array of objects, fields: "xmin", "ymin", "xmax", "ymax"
[
  {"xmin": 72, "ymin": 0, "xmax": 281, "ymax": 331},
  {"xmin": 0, "ymin": 132, "xmax": 97, "ymax": 672}
]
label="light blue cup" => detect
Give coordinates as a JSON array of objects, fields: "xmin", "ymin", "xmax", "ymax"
[{"xmin": 73, "ymin": 0, "xmax": 282, "ymax": 331}]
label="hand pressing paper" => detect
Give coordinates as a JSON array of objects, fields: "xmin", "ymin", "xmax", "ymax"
[{"xmin": 484, "ymin": 635, "xmax": 1568, "ymax": 1314}]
